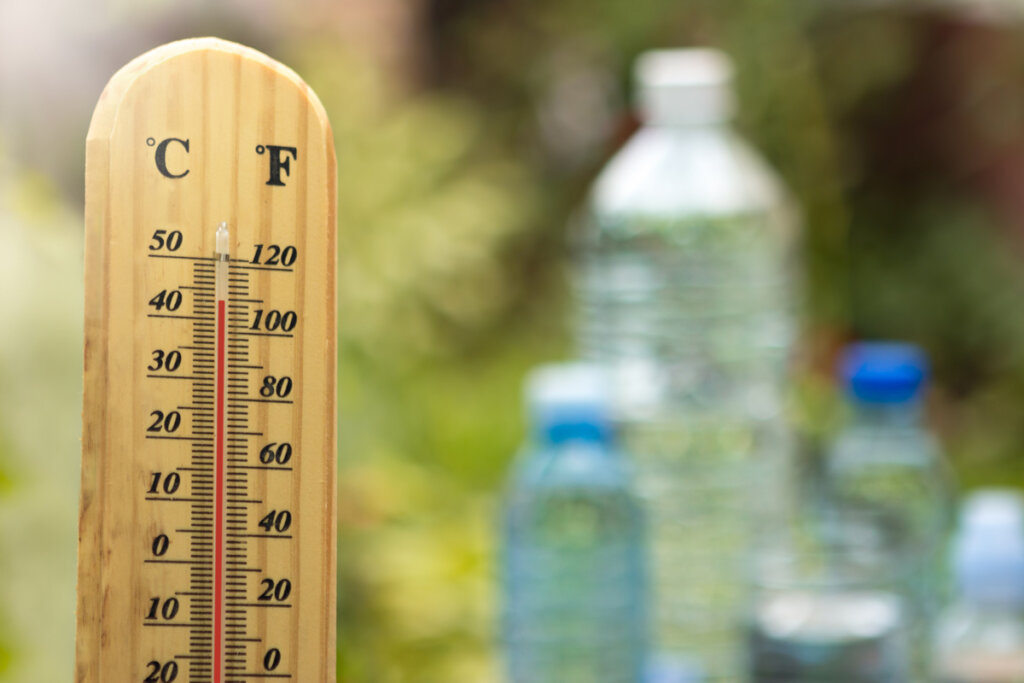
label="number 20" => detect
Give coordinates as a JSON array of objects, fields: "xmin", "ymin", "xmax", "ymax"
[{"xmin": 143, "ymin": 660, "xmax": 178, "ymax": 682}]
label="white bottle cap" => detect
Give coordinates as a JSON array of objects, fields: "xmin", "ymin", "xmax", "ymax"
[
  {"xmin": 953, "ymin": 489, "xmax": 1024, "ymax": 606},
  {"xmin": 962, "ymin": 490, "xmax": 1024, "ymax": 532},
  {"xmin": 526, "ymin": 362, "xmax": 611, "ymax": 420},
  {"xmin": 634, "ymin": 48, "xmax": 735, "ymax": 125}
]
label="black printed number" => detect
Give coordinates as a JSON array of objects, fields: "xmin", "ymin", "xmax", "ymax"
[
  {"xmin": 251, "ymin": 244, "xmax": 297, "ymax": 267},
  {"xmin": 149, "ymin": 229, "xmax": 183, "ymax": 252},
  {"xmin": 263, "ymin": 648, "xmax": 281, "ymax": 671},
  {"xmin": 143, "ymin": 660, "xmax": 179, "ymax": 682},
  {"xmin": 151, "ymin": 534, "xmax": 170, "ymax": 557},
  {"xmin": 145, "ymin": 597, "xmax": 179, "ymax": 620},
  {"xmin": 148, "ymin": 472, "xmax": 180, "ymax": 495},
  {"xmin": 147, "ymin": 410, "xmax": 181, "ymax": 433},
  {"xmin": 258, "ymin": 578, "xmax": 292, "ymax": 602},
  {"xmin": 259, "ymin": 442, "xmax": 293, "ymax": 465},
  {"xmin": 148, "ymin": 349, "xmax": 182, "ymax": 372},
  {"xmin": 260, "ymin": 376, "xmax": 293, "ymax": 398},
  {"xmin": 148, "ymin": 289, "xmax": 183, "ymax": 312},
  {"xmin": 250, "ymin": 309, "xmax": 296, "ymax": 333},
  {"xmin": 258, "ymin": 510, "xmax": 292, "ymax": 533}
]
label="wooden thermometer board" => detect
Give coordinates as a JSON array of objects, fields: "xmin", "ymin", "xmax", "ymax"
[{"xmin": 76, "ymin": 38, "xmax": 337, "ymax": 683}]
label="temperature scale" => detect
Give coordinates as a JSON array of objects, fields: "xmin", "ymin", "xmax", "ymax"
[{"xmin": 76, "ymin": 38, "xmax": 337, "ymax": 682}]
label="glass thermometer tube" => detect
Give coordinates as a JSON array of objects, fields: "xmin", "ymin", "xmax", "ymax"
[{"xmin": 214, "ymin": 221, "xmax": 229, "ymax": 683}]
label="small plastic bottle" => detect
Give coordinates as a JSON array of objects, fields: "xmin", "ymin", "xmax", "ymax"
[
  {"xmin": 747, "ymin": 542, "xmax": 911, "ymax": 683},
  {"xmin": 935, "ymin": 490, "xmax": 1024, "ymax": 683},
  {"xmin": 501, "ymin": 363, "xmax": 647, "ymax": 683},
  {"xmin": 824, "ymin": 342, "xmax": 954, "ymax": 679}
]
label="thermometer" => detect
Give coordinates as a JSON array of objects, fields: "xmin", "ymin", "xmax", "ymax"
[{"xmin": 76, "ymin": 38, "xmax": 337, "ymax": 683}]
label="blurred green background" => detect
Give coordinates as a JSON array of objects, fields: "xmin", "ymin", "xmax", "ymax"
[{"xmin": 4, "ymin": 0, "xmax": 1024, "ymax": 680}]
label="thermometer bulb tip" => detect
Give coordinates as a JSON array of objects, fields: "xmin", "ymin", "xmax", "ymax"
[{"xmin": 216, "ymin": 222, "xmax": 230, "ymax": 258}]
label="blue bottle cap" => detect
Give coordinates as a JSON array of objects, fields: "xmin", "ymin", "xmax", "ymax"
[{"xmin": 840, "ymin": 342, "xmax": 929, "ymax": 404}]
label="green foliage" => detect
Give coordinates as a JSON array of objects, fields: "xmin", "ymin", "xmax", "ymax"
[
  {"xmin": 294, "ymin": 42, "xmax": 546, "ymax": 368},
  {"xmin": 4, "ymin": 3, "xmax": 1024, "ymax": 682},
  {"xmin": 288, "ymin": 41, "xmax": 566, "ymax": 681},
  {"xmin": 0, "ymin": 163, "xmax": 82, "ymax": 682}
]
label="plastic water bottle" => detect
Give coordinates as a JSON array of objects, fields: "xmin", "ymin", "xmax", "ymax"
[
  {"xmin": 824, "ymin": 342, "xmax": 954, "ymax": 680},
  {"xmin": 501, "ymin": 363, "xmax": 647, "ymax": 683},
  {"xmin": 747, "ymin": 538, "xmax": 911, "ymax": 682},
  {"xmin": 746, "ymin": 495, "xmax": 915, "ymax": 682},
  {"xmin": 934, "ymin": 490, "xmax": 1024, "ymax": 683},
  {"xmin": 572, "ymin": 48, "xmax": 799, "ymax": 678}
]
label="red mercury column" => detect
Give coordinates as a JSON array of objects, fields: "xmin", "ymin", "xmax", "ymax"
[{"xmin": 213, "ymin": 222, "xmax": 229, "ymax": 683}]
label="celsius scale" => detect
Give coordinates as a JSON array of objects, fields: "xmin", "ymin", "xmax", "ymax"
[{"xmin": 76, "ymin": 38, "xmax": 337, "ymax": 682}]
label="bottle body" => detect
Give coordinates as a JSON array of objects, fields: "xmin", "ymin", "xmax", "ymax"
[
  {"xmin": 746, "ymin": 513, "xmax": 914, "ymax": 683},
  {"xmin": 934, "ymin": 602, "xmax": 1024, "ymax": 683},
  {"xmin": 748, "ymin": 588, "xmax": 909, "ymax": 682},
  {"xmin": 502, "ymin": 439, "xmax": 647, "ymax": 683},
  {"xmin": 933, "ymin": 490, "xmax": 1024, "ymax": 683},
  {"xmin": 575, "ymin": 125, "xmax": 796, "ymax": 404},
  {"xmin": 825, "ymin": 408, "xmax": 953, "ymax": 679},
  {"xmin": 574, "ymin": 120, "xmax": 798, "ymax": 679}
]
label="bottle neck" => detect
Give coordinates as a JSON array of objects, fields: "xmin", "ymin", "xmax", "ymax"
[
  {"xmin": 848, "ymin": 399, "xmax": 923, "ymax": 429},
  {"xmin": 961, "ymin": 592, "xmax": 1024, "ymax": 614},
  {"xmin": 532, "ymin": 420, "xmax": 613, "ymax": 448},
  {"xmin": 641, "ymin": 115, "xmax": 733, "ymax": 132}
]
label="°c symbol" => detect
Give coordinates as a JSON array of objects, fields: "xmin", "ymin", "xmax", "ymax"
[{"xmin": 153, "ymin": 137, "xmax": 190, "ymax": 179}]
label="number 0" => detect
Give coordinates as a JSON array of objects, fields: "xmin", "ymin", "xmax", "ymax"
[
  {"xmin": 151, "ymin": 534, "xmax": 169, "ymax": 556},
  {"xmin": 263, "ymin": 648, "xmax": 281, "ymax": 671}
]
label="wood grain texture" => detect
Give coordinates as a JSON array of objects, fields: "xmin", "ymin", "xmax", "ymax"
[{"xmin": 77, "ymin": 38, "xmax": 336, "ymax": 683}]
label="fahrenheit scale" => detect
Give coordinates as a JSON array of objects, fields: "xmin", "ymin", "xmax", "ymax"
[{"xmin": 76, "ymin": 39, "xmax": 337, "ymax": 682}]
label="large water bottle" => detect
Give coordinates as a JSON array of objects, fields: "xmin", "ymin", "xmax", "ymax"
[
  {"xmin": 501, "ymin": 363, "xmax": 647, "ymax": 683},
  {"xmin": 824, "ymin": 342, "xmax": 955, "ymax": 680},
  {"xmin": 572, "ymin": 48, "xmax": 799, "ymax": 678},
  {"xmin": 934, "ymin": 490, "xmax": 1024, "ymax": 683}
]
